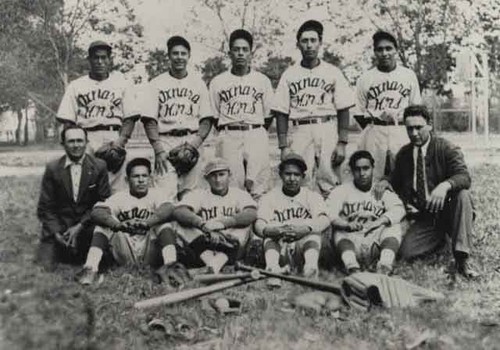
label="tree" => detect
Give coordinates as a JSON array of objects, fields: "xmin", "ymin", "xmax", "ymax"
[{"xmin": 145, "ymin": 49, "xmax": 169, "ymax": 81}]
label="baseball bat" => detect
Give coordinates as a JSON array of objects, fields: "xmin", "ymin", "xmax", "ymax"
[
  {"xmin": 134, "ymin": 273, "xmax": 262, "ymax": 309},
  {"xmin": 237, "ymin": 263, "xmax": 342, "ymax": 295},
  {"xmin": 194, "ymin": 271, "xmax": 257, "ymax": 284}
]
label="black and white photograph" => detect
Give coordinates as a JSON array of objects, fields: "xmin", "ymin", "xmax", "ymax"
[{"xmin": 1, "ymin": 0, "xmax": 499, "ymax": 348}]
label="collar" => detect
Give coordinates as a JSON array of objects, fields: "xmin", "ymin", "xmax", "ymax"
[
  {"xmin": 414, "ymin": 135, "xmax": 431, "ymax": 155},
  {"xmin": 65, "ymin": 154, "xmax": 85, "ymax": 168},
  {"xmin": 300, "ymin": 58, "xmax": 321, "ymax": 70}
]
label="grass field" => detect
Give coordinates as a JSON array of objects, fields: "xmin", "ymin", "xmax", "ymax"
[{"xmin": 1, "ymin": 164, "xmax": 500, "ymax": 349}]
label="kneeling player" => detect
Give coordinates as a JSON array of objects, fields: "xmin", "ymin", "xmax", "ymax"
[
  {"xmin": 173, "ymin": 158, "xmax": 257, "ymax": 273},
  {"xmin": 326, "ymin": 151, "xmax": 405, "ymax": 275},
  {"xmin": 76, "ymin": 158, "xmax": 179, "ymax": 285},
  {"xmin": 254, "ymin": 153, "xmax": 330, "ymax": 287}
]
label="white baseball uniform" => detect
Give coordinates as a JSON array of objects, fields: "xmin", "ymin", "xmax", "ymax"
[
  {"xmin": 273, "ymin": 60, "xmax": 356, "ymax": 197},
  {"xmin": 173, "ymin": 187, "xmax": 257, "ymax": 246},
  {"xmin": 142, "ymin": 72, "xmax": 212, "ymax": 196},
  {"xmin": 209, "ymin": 70, "xmax": 273, "ymax": 199},
  {"xmin": 57, "ymin": 72, "xmax": 137, "ymax": 193},
  {"xmin": 93, "ymin": 189, "xmax": 171, "ymax": 266},
  {"xmin": 326, "ymin": 181, "xmax": 405, "ymax": 262},
  {"xmin": 257, "ymin": 186, "xmax": 329, "ymax": 262},
  {"xmin": 356, "ymin": 65, "xmax": 421, "ymax": 180}
]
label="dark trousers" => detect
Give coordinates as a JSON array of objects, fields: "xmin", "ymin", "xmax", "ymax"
[{"xmin": 399, "ymin": 190, "xmax": 474, "ymax": 260}]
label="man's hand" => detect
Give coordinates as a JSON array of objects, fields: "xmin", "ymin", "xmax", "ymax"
[
  {"xmin": 263, "ymin": 226, "xmax": 285, "ymax": 240},
  {"xmin": 373, "ymin": 179, "xmax": 392, "ymax": 201},
  {"xmin": 282, "ymin": 224, "xmax": 312, "ymax": 242},
  {"xmin": 280, "ymin": 146, "xmax": 292, "ymax": 161},
  {"xmin": 426, "ymin": 181, "xmax": 451, "ymax": 213},
  {"xmin": 346, "ymin": 222, "xmax": 364, "ymax": 232},
  {"xmin": 202, "ymin": 219, "xmax": 225, "ymax": 233},
  {"xmin": 331, "ymin": 142, "xmax": 346, "ymax": 168},
  {"xmin": 62, "ymin": 223, "xmax": 83, "ymax": 248},
  {"xmin": 154, "ymin": 151, "xmax": 170, "ymax": 176},
  {"xmin": 405, "ymin": 203, "xmax": 420, "ymax": 216},
  {"xmin": 54, "ymin": 232, "xmax": 67, "ymax": 246}
]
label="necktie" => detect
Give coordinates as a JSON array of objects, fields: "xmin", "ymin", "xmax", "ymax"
[{"xmin": 416, "ymin": 147, "xmax": 426, "ymax": 209}]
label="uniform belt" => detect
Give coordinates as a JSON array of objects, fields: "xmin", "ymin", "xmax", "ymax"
[
  {"xmin": 291, "ymin": 116, "xmax": 332, "ymax": 126},
  {"xmin": 159, "ymin": 129, "xmax": 196, "ymax": 137},
  {"xmin": 85, "ymin": 125, "xmax": 120, "ymax": 132},
  {"xmin": 368, "ymin": 118, "xmax": 397, "ymax": 126},
  {"xmin": 218, "ymin": 124, "xmax": 263, "ymax": 131}
]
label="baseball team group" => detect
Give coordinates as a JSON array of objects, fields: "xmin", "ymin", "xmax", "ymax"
[{"xmin": 35, "ymin": 19, "xmax": 479, "ymax": 289}]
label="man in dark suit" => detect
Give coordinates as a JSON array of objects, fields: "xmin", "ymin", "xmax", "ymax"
[
  {"xmin": 376, "ymin": 105, "xmax": 479, "ymax": 279},
  {"xmin": 36, "ymin": 125, "xmax": 111, "ymax": 270}
]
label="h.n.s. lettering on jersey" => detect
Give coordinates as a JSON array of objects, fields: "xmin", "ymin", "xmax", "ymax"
[
  {"xmin": 77, "ymin": 88, "xmax": 122, "ymax": 120},
  {"xmin": 365, "ymin": 80, "xmax": 411, "ymax": 113},
  {"xmin": 217, "ymin": 85, "xmax": 264, "ymax": 116},
  {"xmin": 158, "ymin": 87, "xmax": 201, "ymax": 120},
  {"xmin": 288, "ymin": 77, "xmax": 335, "ymax": 109}
]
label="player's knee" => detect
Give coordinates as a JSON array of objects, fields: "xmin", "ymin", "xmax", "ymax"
[
  {"xmin": 336, "ymin": 239, "xmax": 355, "ymax": 254},
  {"xmin": 302, "ymin": 239, "xmax": 320, "ymax": 252},
  {"xmin": 158, "ymin": 226, "xmax": 177, "ymax": 247},
  {"xmin": 91, "ymin": 231, "xmax": 109, "ymax": 250},
  {"xmin": 263, "ymin": 239, "xmax": 280, "ymax": 252},
  {"xmin": 380, "ymin": 237, "xmax": 400, "ymax": 253}
]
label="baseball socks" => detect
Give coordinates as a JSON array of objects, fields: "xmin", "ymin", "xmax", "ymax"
[
  {"xmin": 377, "ymin": 237, "xmax": 399, "ymax": 274},
  {"xmin": 83, "ymin": 232, "xmax": 108, "ymax": 272},
  {"xmin": 341, "ymin": 250, "xmax": 360, "ymax": 273},
  {"xmin": 158, "ymin": 228, "xmax": 177, "ymax": 266},
  {"xmin": 303, "ymin": 248, "xmax": 319, "ymax": 277}
]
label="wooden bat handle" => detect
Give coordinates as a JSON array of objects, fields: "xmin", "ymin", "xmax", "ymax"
[{"xmin": 194, "ymin": 272, "xmax": 257, "ymax": 284}]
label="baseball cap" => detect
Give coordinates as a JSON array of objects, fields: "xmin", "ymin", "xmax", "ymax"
[
  {"xmin": 297, "ymin": 20, "xmax": 323, "ymax": 41},
  {"xmin": 279, "ymin": 153, "xmax": 307, "ymax": 173},
  {"xmin": 88, "ymin": 40, "xmax": 112, "ymax": 56},
  {"xmin": 373, "ymin": 31, "xmax": 398, "ymax": 48},
  {"xmin": 167, "ymin": 36, "xmax": 191, "ymax": 52},
  {"xmin": 126, "ymin": 157, "xmax": 152, "ymax": 177},
  {"xmin": 229, "ymin": 29, "xmax": 253, "ymax": 50},
  {"xmin": 204, "ymin": 157, "xmax": 230, "ymax": 176}
]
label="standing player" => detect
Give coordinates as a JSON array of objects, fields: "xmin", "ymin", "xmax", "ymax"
[
  {"xmin": 209, "ymin": 29, "xmax": 274, "ymax": 199},
  {"xmin": 254, "ymin": 153, "xmax": 330, "ymax": 287},
  {"xmin": 356, "ymin": 31, "xmax": 421, "ymax": 181},
  {"xmin": 172, "ymin": 158, "xmax": 258, "ymax": 273},
  {"xmin": 76, "ymin": 158, "xmax": 180, "ymax": 285},
  {"xmin": 141, "ymin": 36, "xmax": 214, "ymax": 200},
  {"xmin": 57, "ymin": 41, "xmax": 138, "ymax": 192},
  {"xmin": 273, "ymin": 20, "xmax": 355, "ymax": 198},
  {"xmin": 326, "ymin": 151, "xmax": 405, "ymax": 275}
]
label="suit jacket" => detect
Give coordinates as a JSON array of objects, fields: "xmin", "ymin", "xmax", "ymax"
[
  {"xmin": 37, "ymin": 154, "xmax": 111, "ymax": 239},
  {"xmin": 390, "ymin": 135, "xmax": 471, "ymax": 206}
]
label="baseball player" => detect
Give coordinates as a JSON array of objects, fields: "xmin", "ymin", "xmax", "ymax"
[
  {"xmin": 57, "ymin": 41, "xmax": 138, "ymax": 192},
  {"xmin": 272, "ymin": 20, "xmax": 355, "ymax": 198},
  {"xmin": 254, "ymin": 153, "xmax": 330, "ymax": 287},
  {"xmin": 356, "ymin": 31, "xmax": 421, "ymax": 182},
  {"xmin": 172, "ymin": 158, "xmax": 258, "ymax": 273},
  {"xmin": 326, "ymin": 151, "xmax": 405, "ymax": 275},
  {"xmin": 76, "ymin": 158, "xmax": 178, "ymax": 285},
  {"xmin": 209, "ymin": 29, "xmax": 274, "ymax": 199},
  {"xmin": 140, "ymin": 36, "xmax": 214, "ymax": 200}
]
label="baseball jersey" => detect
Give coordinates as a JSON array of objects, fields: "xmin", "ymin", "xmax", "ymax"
[
  {"xmin": 94, "ymin": 189, "xmax": 169, "ymax": 257},
  {"xmin": 356, "ymin": 65, "xmax": 421, "ymax": 122},
  {"xmin": 272, "ymin": 60, "xmax": 355, "ymax": 120},
  {"xmin": 57, "ymin": 72, "xmax": 135, "ymax": 128},
  {"xmin": 209, "ymin": 70, "xmax": 273, "ymax": 126},
  {"xmin": 326, "ymin": 182, "xmax": 405, "ymax": 225},
  {"xmin": 179, "ymin": 187, "xmax": 256, "ymax": 221},
  {"xmin": 257, "ymin": 186, "xmax": 328, "ymax": 225},
  {"xmin": 142, "ymin": 72, "xmax": 211, "ymax": 133}
]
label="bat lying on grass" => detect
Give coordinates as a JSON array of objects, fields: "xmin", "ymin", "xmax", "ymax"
[{"xmin": 134, "ymin": 270, "xmax": 262, "ymax": 309}]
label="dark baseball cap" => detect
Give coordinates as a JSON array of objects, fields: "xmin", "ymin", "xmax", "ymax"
[
  {"xmin": 297, "ymin": 20, "xmax": 323, "ymax": 41},
  {"xmin": 167, "ymin": 36, "xmax": 191, "ymax": 52},
  {"xmin": 126, "ymin": 157, "xmax": 152, "ymax": 177},
  {"xmin": 279, "ymin": 153, "xmax": 307, "ymax": 173},
  {"xmin": 229, "ymin": 29, "xmax": 253, "ymax": 50},
  {"xmin": 373, "ymin": 31, "xmax": 398, "ymax": 48},
  {"xmin": 88, "ymin": 40, "xmax": 112, "ymax": 56},
  {"xmin": 204, "ymin": 157, "xmax": 230, "ymax": 176}
]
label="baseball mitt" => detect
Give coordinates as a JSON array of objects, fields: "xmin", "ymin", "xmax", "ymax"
[
  {"xmin": 207, "ymin": 231, "xmax": 240, "ymax": 255},
  {"xmin": 154, "ymin": 262, "xmax": 192, "ymax": 289},
  {"xmin": 95, "ymin": 142, "xmax": 126, "ymax": 174},
  {"xmin": 168, "ymin": 142, "xmax": 199, "ymax": 175}
]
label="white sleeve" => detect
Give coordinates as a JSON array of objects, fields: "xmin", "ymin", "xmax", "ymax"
[
  {"xmin": 356, "ymin": 75, "xmax": 368, "ymax": 115},
  {"xmin": 381, "ymin": 190, "xmax": 406, "ymax": 224},
  {"xmin": 198, "ymin": 81, "xmax": 213, "ymax": 120},
  {"xmin": 57, "ymin": 83, "xmax": 77, "ymax": 123},
  {"xmin": 262, "ymin": 75, "xmax": 274, "ymax": 119},
  {"xmin": 239, "ymin": 190, "xmax": 257, "ymax": 209},
  {"xmin": 208, "ymin": 78, "xmax": 221, "ymax": 120},
  {"xmin": 333, "ymin": 68, "xmax": 356, "ymax": 111},
  {"xmin": 325, "ymin": 187, "xmax": 344, "ymax": 221},
  {"xmin": 309, "ymin": 192, "xmax": 328, "ymax": 218},
  {"xmin": 178, "ymin": 189, "xmax": 202, "ymax": 212},
  {"xmin": 139, "ymin": 83, "xmax": 159, "ymax": 121},
  {"xmin": 409, "ymin": 71, "xmax": 422, "ymax": 105},
  {"xmin": 256, "ymin": 195, "xmax": 275, "ymax": 223},
  {"xmin": 123, "ymin": 83, "xmax": 141, "ymax": 119},
  {"xmin": 94, "ymin": 194, "xmax": 120, "ymax": 216},
  {"xmin": 271, "ymin": 71, "xmax": 290, "ymax": 114}
]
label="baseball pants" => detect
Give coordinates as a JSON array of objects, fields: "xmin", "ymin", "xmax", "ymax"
[
  {"xmin": 215, "ymin": 126, "xmax": 270, "ymax": 199},
  {"xmin": 153, "ymin": 133, "xmax": 206, "ymax": 200},
  {"xmin": 399, "ymin": 189, "xmax": 474, "ymax": 260},
  {"xmin": 289, "ymin": 120, "xmax": 340, "ymax": 198},
  {"xmin": 263, "ymin": 233, "xmax": 322, "ymax": 271},
  {"xmin": 357, "ymin": 124, "xmax": 409, "ymax": 182}
]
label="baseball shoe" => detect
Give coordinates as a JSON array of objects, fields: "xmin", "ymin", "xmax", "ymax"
[
  {"xmin": 456, "ymin": 258, "xmax": 480, "ymax": 280},
  {"xmin": 266, "ymin": 266, "xmax": 282, "ymax": 289},
  {"xmin": 376, "ymin": 262, "xmax": 393, "ymax": 275},
  {"xmin": 75, "ymin": 267, "xmax": 98, "ymax": 285}
]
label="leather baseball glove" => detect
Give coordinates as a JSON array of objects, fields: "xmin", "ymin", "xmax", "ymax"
[
  {"xmin": 206, "ymin": 231, "xmax": 240, "ymax": 256},
  {"xmin": 95, "ymin": 141, "xmax": 126, "ymax": 173},
  {"xmin": 154, "ymin": 262, "xmax": 192, "ymax": 289},
  {"xmin": 168, "ymin": 142, "xmax": 199, "ymax": 175}
]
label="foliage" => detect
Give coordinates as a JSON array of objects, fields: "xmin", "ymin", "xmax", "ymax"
[
  {"xmin": 258, "ymin": 56, "xmax": 294, "ymax": 89},
  {"xmin": 145, "ymin": 49, "xmax": 170, "ymax": 81},
  {"xmin": 199, "ymin": 56, "xmax": 228, "ymax": 85}
]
